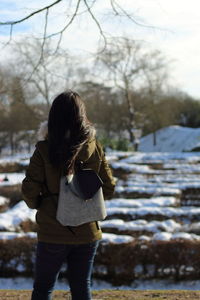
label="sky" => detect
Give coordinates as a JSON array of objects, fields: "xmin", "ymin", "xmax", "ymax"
[{"xmin": 0, "ymin": 0, "xmax": 200, "ymax": 98}]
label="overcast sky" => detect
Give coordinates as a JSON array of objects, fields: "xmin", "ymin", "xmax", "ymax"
[{"xmin": 0, "ymin": 0, "xmax": 200, "ymax": 98}]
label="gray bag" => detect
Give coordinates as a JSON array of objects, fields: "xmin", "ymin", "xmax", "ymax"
[{"xmin": 56, "ymin": 174, "xmax": 107, "ymax": 226}]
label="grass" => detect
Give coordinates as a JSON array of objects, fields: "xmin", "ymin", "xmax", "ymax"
[{"xmin": 1, "ymin": 290, "xmax": 200, "ymax": 300}]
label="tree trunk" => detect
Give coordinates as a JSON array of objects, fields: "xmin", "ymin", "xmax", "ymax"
[
  {"xmin": 124, "ymin": 83, "xmax": 135, "ymax": 144},
  {"xmin": 128, "ymin": 127, "xmax": 134, "ymax": 143},
  {"xmin": 9, "ymin": 132, "xmax": 14, "ymax": 155},
  {"xmin": 134, "ymin": 141, "xmax": 139, "ymax": 151},
  {"xmin": 153, "ymin": 131, "xmax": 157, "ymax": 146},
  {"xmin": 27, "ymin": 136, "xmax": 32, "ymax": 153}
]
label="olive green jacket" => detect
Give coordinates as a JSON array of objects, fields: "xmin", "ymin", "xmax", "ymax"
[{"xmin": 22, "ymin": 138, "xmax": 115, "ymax": 244}]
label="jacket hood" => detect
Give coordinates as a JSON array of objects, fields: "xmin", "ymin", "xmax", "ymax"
[
  {"xmin": 37, "ymin": 121, "xmax": 48, "ymax": 141},
  {"xmin": 37, "ymin": 121, "xmax": 96, "ymax": 161}
]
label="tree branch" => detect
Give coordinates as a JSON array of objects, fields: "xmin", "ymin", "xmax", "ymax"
[
  {"xmin": 2, "ymin": 24, "xmax": 14, "ymax": 48},
  {"xmin": 110, "ymin": 0, "xmax": 120, "ymax": 16},
  {"xmin": 0, "ymin": 0, "xmax": 63, "ymax": 26},
  {"xmin": 111, "ymin": 0, "xmax": 158, "ymax": 30},
  {"xmin": 83, "ymin": 0, "xmax": 107, "ymax": 51},
  {"xmin": 49, "ymin": 0, "xmax": 82, "ymax": 54},
  {"xmin": 41, "ymin": 8, "xmax": 49, "ymax": 60},
  {"xmin": 26, "ymin": 8, "xmax": 50, "ymax": 82}
]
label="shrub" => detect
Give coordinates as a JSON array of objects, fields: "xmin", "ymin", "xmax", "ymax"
[
  {"xmin": 0, "ymin": 184, "xmax": 22, "ymax": 207},
  {"xmin": 98, "ymin": 137, "xmax": 133, "ymax": 151},
  {"xmin": 0, "ymin": 237, "xmax": 36, "ymax": 276},
  {"xmin": 1, "ymin": 237, "xmax": 200, "ymax": 284}
]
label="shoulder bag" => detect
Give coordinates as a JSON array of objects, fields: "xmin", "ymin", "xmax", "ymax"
[{"xmin": 56, "ymin": 167, "xmax": 107, "ymax": 226}]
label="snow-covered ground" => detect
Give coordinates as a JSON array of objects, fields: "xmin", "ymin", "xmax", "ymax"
[
  {"xmin": 106, "ymin": 197, "xmax": 180, "ymax": 208},
  {"xmin": 0, "ymin": 231, "xmax": 37, "ymax": 240},
  {"xmin": 2, "ymin": 276, "xmax": 200, "ymax": 290},
  {"xmin": 107, "ymin": 150, "xmax": 200, "ymax": 241},
  {"xmin": 0, "ymin": 155, "xmax": 30, "ymax": 165},
  {"xmin": 115, "ymin": 185, "xmax": 181, "ymax": 196},
  {"xmin": 0, "ymin": 173, "xmax": 25, "ymax": 186},
  {"xmin": 1, "ymin": 150, "xmax": 200, "ymax": 243},
  {"xmin": 139, "ymin": 125, "xmax": 200, "ymax": 152},
  {"xmin": 106, "ymin": 206, "xmax": 200, "ymax": 220},
  {"xmin": 0, "ymin": 201, "xmax": 35, "ymax": 231},
  {"xmin": 0, "ymin": 196, "xmax": 9, "ymax": 206},
  {"xmin": 2, "ymin": 148, "xmax": 200, "ymax": 285}
]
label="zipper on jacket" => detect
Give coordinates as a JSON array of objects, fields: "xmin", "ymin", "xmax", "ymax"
[
  {"xmin": 95, "ymin": 221, "xmax": 100, "ymax": 230},
  {"xmin": 67, "ymin": 226, "xmax": 76, "ymax": 235}
]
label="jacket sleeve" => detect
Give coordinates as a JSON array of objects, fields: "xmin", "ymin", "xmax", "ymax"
[
  {"xmin": 97, "ymin": 142, "xmax": 116, "ymax": 199},
  {"xmin": 21, "ymin": 144, "xmax": 45, "ymax": 209}
]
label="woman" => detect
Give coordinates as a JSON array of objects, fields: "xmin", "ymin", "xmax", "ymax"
[{"xmin": 22, "ymin": 91, "xmax": 115, "ymax": 300}]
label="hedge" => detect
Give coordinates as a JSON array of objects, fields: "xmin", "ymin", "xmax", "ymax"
[{"xmin": 1, "ymin": 237, "xmax": 200, "ymax": 285}]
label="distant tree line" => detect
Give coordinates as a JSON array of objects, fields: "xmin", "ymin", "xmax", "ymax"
[{"xmin": 0, "ymin": 37, "xmax": 200, "ymax": 153}]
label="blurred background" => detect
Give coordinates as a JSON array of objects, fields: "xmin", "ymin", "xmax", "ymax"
[{"xmin": 1, "ymin": 0, "xmax": 200, "ymax": 291}]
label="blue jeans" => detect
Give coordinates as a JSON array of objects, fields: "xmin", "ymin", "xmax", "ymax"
[{"xmin": 31, "ymin": 240, "xmax": 99, "ymax": 300}]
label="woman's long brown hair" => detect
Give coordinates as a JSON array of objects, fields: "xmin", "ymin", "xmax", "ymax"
[{"xmin": 48, "ymin": 91, "xmax": 94, "ymax": 174}]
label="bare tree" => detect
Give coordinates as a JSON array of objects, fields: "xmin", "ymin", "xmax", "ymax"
[
  {"xmin": 97, "ymin": 37, "xmax": 167, "ymax": 146},
  {"xmin": 10, "ymin": 38, "xmax": 74, "ymax": 107},
  {"xmin": 0, "ymin": 68, "xmax": 39, "ymax": 154},
  {"xmin": 0, "ymin": 1, "xmax": 151, "ymax": 45},
  {"xmin": 0, "ymin": 0, "xmax": 158, "ymax": 76},
  {"xmin": 142, "ymin": 52, "xmax": 169, "ymax": 145}
]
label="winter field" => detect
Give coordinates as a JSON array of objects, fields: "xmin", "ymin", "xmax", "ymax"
[{"xmin": 2, "ymin": 146, "xmax": 200, "ymax": 290}]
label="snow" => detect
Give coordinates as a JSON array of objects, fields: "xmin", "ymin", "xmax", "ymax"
[
  {"xmin": 102, "ymin": 232, "xmax": 134, "ymax": 244},
  {"xmin": 152, "ymin": 232, "xmax": 172, "ymax": 241},
  {"xmin": 138, "ymin": 235, "xmax": 151, "ymax": 241},
  {"xmin": 182, "ymin": 222, "xmax": 200, "ymax": 232},
  {"xmin": 0, "ymin": 201, "xmax": 36, "ymax": 231},
  {"xmin": 0, "ymin": 277, "xmax": 119, "ymax": 290},
  {"xmin": 101, "ymin": 219, "xmax": 181, "ymax": 233},
  {"xmin": 116, "ymin": 186, "xmax": 181, "ymax": 196},
  {"xmin": 106, "ymin": 206, "xmax": 200, "ymax": 219},
  {"xmin": 153, "ymin": 232, "xmax": 200, "ymax": 241},
  {"xmin": 105, "ymin": 151, "xmax": 133, "ymax": 160},
  {"xmin": 163, "ymin": 163, "xmax": 200, "ymax": 172},
  {"xmin": 3, "ymin": 276, "xmax": 200, "ymax": 290},
  {"xmin": 2, "ymin": 145, "xmax": 200, "ymax": 283},
  {"xmin": 0, "ymin": 196, "xmax": 9, "ymax": 206},
  {"xmin": 1, "ymin": 229, "xmax": 199, "ymax": 243},
  {"xmin": 0, "ymin": 173, "xmax": 25, "ymax": 186},
  {"xmin": 0, "ymin": 231, "xmax": 37, "ymax": 240},
  {"xmin": 139, "ymin": 125, "xmax": 200, "ymax": 152},
  {"xmin": 171, "ymin": 232, "xmax": 200, "ymax": 240},
  {"xmin": 0, "ymin": 152, "xmax": 31, "ymax": 162},
  {"xmin": 106, "ymin": 197, "xmax": 179, "ymax": 208},
  {"xmin": 121, "ymin": 180, "xmax": 200, "ymax": 191},
  {"xmin": 0, "ymin": 230, "xmax": 134, "ymax": 244},
  {"xmin": 119, "ymin": 151, "xmax": 200, "ymax": 163},
  {"xmin": 111, "ymin": 162, "xmax": 151, "ymax": 173},
  {"xmin": 136, "ymin": 174, "xmax": 199, "ymax": 183}
]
